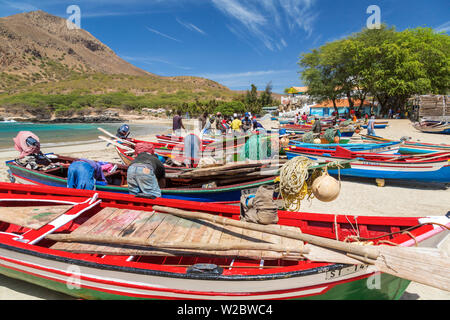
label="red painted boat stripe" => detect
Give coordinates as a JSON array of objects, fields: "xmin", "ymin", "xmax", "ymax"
[
  {"xmin": 351, "ymin": 163, "xmax": 433, "ymax": 169},
  {"xmin": 0, "ymin": 254, "xmax": 376, "ymax": 298}
]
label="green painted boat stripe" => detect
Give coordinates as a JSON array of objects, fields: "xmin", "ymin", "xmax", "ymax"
[{"xmin": 7, "ymin": 163, "xmax": 275, "ymax": 194}]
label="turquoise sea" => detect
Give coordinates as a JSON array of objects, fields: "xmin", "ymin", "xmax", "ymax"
[{"xmin": 0, "ymin": 122, "xmax": 169, "ymax": 151}]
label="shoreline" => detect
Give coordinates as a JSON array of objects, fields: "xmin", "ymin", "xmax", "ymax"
[{"xmin": 0, "ymin": 119, "xmax": 449, "ymax": 300}]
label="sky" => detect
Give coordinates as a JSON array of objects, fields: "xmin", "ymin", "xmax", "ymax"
[{"xmin": 0, "ymin": 0, "xmax": 449, "ymax": 93}]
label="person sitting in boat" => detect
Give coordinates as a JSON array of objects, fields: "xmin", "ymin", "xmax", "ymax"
[
  {"xmin": 116, "ymin": 124, "xmax": 130, "ymax": 140},
  {"xmin": 127, "ymin": 143, "xmax": 166, "ymax": 199},
  {"xmin": 13, "ymin": 131, "xmax": 52, "ymax": 168},
  {"xmin": 67, "ymin": 159, "xmax": 108, "ymax": 191},
  {"xmin": 13, "ymin": 131, "xmax": 41, "ymax": 159}
]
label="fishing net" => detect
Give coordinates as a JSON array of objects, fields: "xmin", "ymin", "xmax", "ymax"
[
  {"xmin": 302, "ymin": 132, "xmax": 315, "ymax": 143},
  {"xmin": 323, "ymin": 128, "xmax": 337, "ymax": 143},
  {"xmin": 341, "ymin": 119, "xmax": 352, "ymax": 126},
  {"xmin": 240, "ymin": 134, "xmax": 272, "ymax": 160}
]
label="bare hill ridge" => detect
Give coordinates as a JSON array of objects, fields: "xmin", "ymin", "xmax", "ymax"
[
  {"xmin": 0, "ymin": 10, "xmax": 231, "ymax": 95},
  {"xmin": 0, "ymin": 10, "xmax": 153, "ymax": 77}
]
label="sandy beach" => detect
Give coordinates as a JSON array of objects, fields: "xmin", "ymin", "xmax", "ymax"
[{"xmin": 0, "ymin": 119, "xmax": 449, "ymax": 300}]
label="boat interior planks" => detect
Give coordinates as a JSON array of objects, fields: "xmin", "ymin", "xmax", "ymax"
[
  {"xmin": 0, "ymin": 204, "xmax": 73, "ymax": 230},
  {"xmin": 51, "ymin": 207, "xmax": 305, "ymax": 261}
]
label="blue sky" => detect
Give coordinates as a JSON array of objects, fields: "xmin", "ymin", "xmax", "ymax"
[{"xmin": 1, "ymin": 0, "xmax": 449, "ymax": 93}]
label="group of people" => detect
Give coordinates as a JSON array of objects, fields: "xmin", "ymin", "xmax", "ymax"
[
  {"xmin": 172, "ymin": 111, "xmax": 265, "ymax": 137},
  {"xmin": 13, "ymin": 126, "xmax": 166, "ymax": 200}
]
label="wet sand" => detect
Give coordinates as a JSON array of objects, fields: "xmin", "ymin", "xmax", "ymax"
[{"xmin": 0, "ymin": 119, "xmax": 449, "ymax": 300}]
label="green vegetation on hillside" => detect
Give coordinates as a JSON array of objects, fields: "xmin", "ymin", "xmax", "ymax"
[{"xmin": 0, "ymin": 75, "xmax": 276, "ymax": 119}]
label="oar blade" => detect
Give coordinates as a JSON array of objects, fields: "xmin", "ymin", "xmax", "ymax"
[
  {"xmin": 303, "ymin": 244, "xmax": 366, "ymax": 265},
  {"xmin": 375, "ymin": 246, "xmax": 450, "ymax": 292}
]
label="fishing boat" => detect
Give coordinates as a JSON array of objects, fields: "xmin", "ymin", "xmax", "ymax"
[
  {"xmin": 286, "ymin": 146, "xmax": 450, "ymax": 183},
  {"xmin": 288, "ymin": 141, "xmax": 402, "ymax": 154},
  {"xmin": 362, "ymin": 124, "xmax": 389, "ymax": 129},
  {"xmin": 0, "ymin": 182, "xmax": 448, "ymax": 300},
  {"xmin": 360, "ymin": 135, "xmax": 450, "ymax": 155},
  {"xmin": 6, "ymin": 155, "xmax": 279, "ymax": 203},
  {"xmin": 156, "ymin": 134, "xmax": 215, "ymax": 146},
  {"xmin": 112, "ymin": 136, "xmax": 259, "ymax": 167},
  {"xmin": 413, "ymin": 121, "xmax": 450, "ymax": 134}
]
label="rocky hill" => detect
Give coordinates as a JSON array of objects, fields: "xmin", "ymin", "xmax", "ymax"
[{"xmin": 0, "ymin": 10, "xmax": 232, "ymax": 96}]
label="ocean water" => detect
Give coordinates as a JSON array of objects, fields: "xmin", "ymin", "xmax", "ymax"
[{"xmin": 0, "ymin": 122, "xmax": 170, "ymax": 152}]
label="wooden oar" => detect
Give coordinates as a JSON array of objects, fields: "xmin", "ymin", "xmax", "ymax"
[
  {"xmin": 152, "ymin": 206, "xmax": 450, "ymax": 291},
  {"xmin": 46, "ymin": 234, "xmax": 307, "ymax": 254},
  {"xmin": 98, "ymin": 136, "xmax": 134, "ymax": 153},
  {"xmin": 97, "ymin": 128, "xmax": 136, "ymax": 146}
]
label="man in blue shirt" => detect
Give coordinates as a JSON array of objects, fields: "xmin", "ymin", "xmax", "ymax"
[{"xmin": 67, "ymin": 159, "xmax": 107, "ymax": 190}]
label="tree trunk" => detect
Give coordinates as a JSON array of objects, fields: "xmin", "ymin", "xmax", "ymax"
[{"xmin": 332, "ymin": 98, "xmax": 338, "ymax": 116}]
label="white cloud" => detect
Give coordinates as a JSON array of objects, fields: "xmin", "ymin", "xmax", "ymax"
[
  {"xmin": 435, "ymin": 21, "xmax": 450, "ymax": 33},
  {"xmin": 1, "ymin": 0, "xmax": 38, "ymax": 11},
  {"xmin": 210, "ymin": 0, "xmax": 318, "ymax": 52},
  {"xmin": 146, "ymin": 26, "xmax": 183, "ymax": 43},
  {"xmin": 176, "ymin": 18, "xmax": 207, "ymax": 35}
]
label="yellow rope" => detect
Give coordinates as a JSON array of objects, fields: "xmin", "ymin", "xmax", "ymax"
[
  {"xmin": 278, "ymin": 158, "xmax": 345, "ymax": 212},
  {"xmin": 278, "ymin": 156, "xmax": 317, "ymax": 212}
]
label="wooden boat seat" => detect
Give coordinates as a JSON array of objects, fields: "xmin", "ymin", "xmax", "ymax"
[
  {"xmin": 0, "ymin": 203, "xmax": 74, "ymax": 230},
  {"xmin": 51, "ymin": 207, "xmax": 304, "ymax": 261},
  {"xmin": 41, "ymin": 166, "xmax": 64, "ymax": 174}
]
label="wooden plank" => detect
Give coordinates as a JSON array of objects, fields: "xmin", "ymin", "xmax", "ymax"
[
  {"xmin": 237, "ymin": 227, "xmax": 265, "ymax": 261},
  {"xmin": 52, "ymin": 208, "xmax": 143, "ymax": 253},
  {"xmin": 104, "ymin": 210, "xmax": 157, "ymax": 255},
  {"xmin": 146, "ymin": 214, "xmax": 179, "ymax": 243},
  {"xmin": 162, "ymin": 216, "xmax": 195, "ymax": 243},
  {"xmin": 72, "ymin": 207, "xmax": 118, "ymax": 234},
  {"xmin": 217, "ymin": 224, "xmax": 244, "ymax": 258},
  {"xmin": 204, "ymin": 221, "xmax": 225, "ymax": 246},
  {"xmin": 51, "ymin": 207, "xmax": 118, "ymax": 251},
  {"xmin": 0, "ymin": 205, "xmax": 73, "ymax": 230},
  {"xmin": 51, "ymin": 208, "xmax": 306, "ymax": 261},
  {"xmin": 260, "ymin": 225, "xmax": 283, "ymax": 260},
  {"xmin": 280, "ymin": 226, "xmax": 305, "ymax": 261}
]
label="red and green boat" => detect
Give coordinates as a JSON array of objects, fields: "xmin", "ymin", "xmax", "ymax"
[
  {"xmin": 6, "ymin": 155, "xmax": 277, "ymax": 203},
  {"xmin": 0, "ymin": 182, "xmax": 448, "ymax": 300}
]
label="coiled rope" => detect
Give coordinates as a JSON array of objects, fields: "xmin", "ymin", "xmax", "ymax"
[
  {"xmin": 278, "ymin": 158, "xmax": 345, "ymax": 212},
  {"xmin": 278, "ymin": 156, "xmax": 317, "ymax": 212}
]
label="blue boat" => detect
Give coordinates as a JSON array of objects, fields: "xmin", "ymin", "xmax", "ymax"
[
  {"xmin": 285, "ymin": 146, "xmax": 450, "ymax": 184},
  {"xmin": 340, "ymin": 131, "xmax": 355, "ymax": 138},
  {"xmin": 362, "ymin": 124, "xmax": 388, "ymax": 129},
  {"xmin": 289, "ymin": 141, "xmax": 402, "ymax": 154}
]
